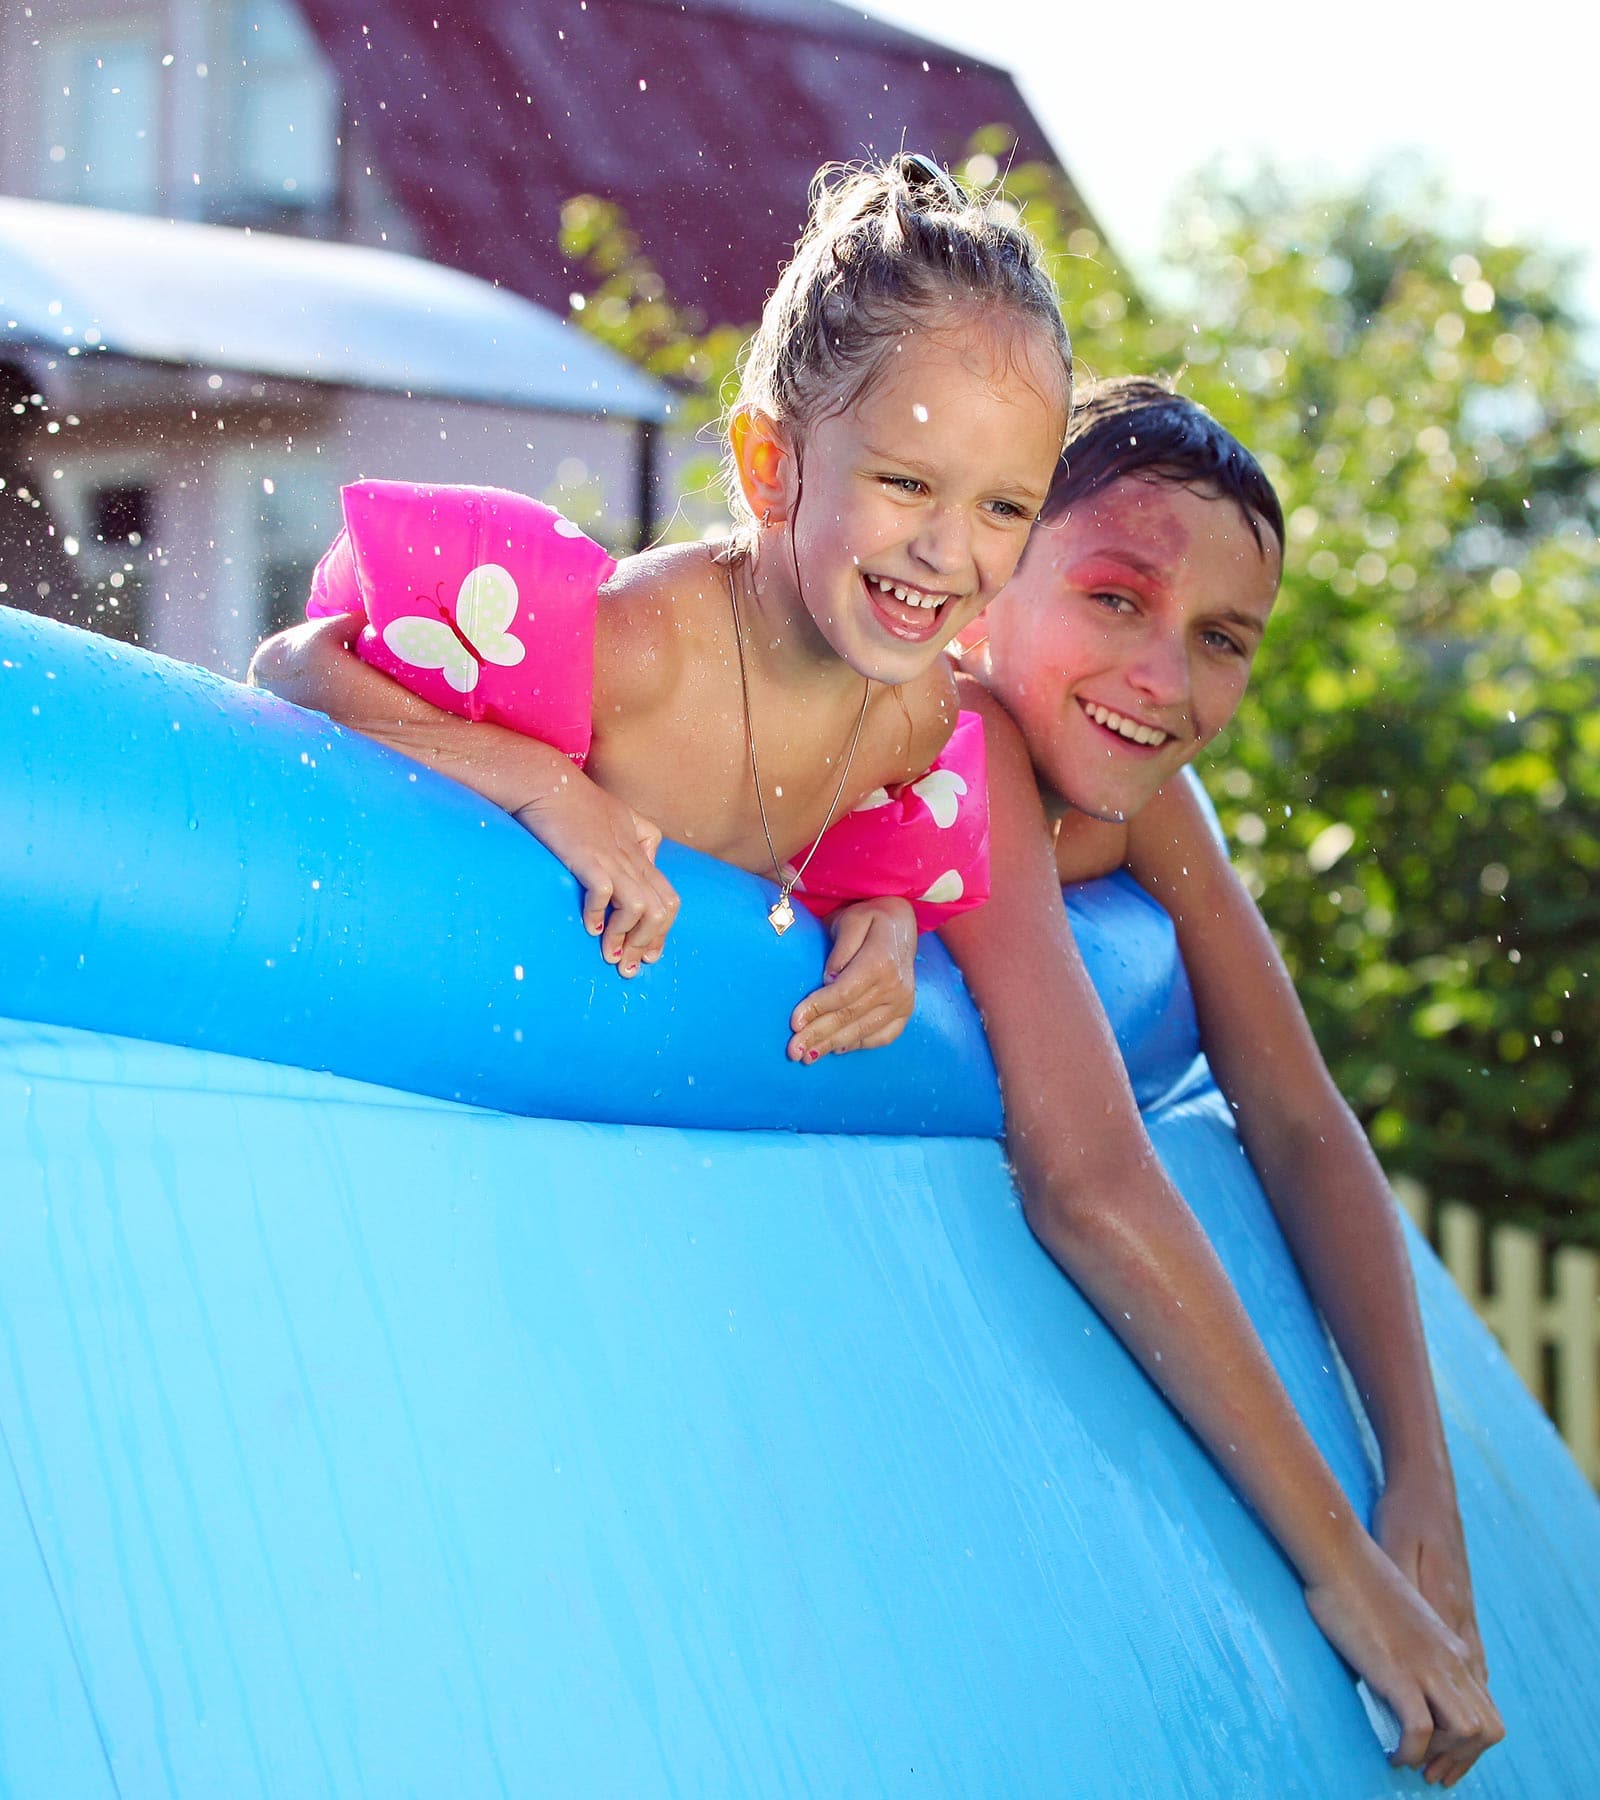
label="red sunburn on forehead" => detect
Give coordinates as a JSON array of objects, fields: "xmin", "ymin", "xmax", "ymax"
[
  {"xmin": 1063, "ymin": 549, "xmax": 1177, "ymax": 601},
  {"xmin": 1067, "ymin": 478, "xmax": 1193, "ymax": 562}
]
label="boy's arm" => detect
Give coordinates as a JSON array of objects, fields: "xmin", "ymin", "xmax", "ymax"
[
  {"xmin": 248, "ymin": 616, "xmax": 677, "ymax": 973},
  {"xmin": 942, "ymin": 687, "xmax": 1498, "ymax": 1781},
  {"xmin": 1126, "ymin": 774, "xmax": 1483, "ymax": 1676}
]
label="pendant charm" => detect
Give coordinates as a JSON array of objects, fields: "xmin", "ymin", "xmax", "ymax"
[{"xmin": 768, "ymin": 893, "xmax": 796, "ymax": 935}]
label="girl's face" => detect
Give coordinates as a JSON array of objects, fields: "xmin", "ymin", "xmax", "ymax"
[
  {"xmin": 782, "ymin": 311, "xmax": 1067, "ymax": 686},
  {"xmin": 980, "ymin": 474, "xmax": 1281, "ymax": 823}
]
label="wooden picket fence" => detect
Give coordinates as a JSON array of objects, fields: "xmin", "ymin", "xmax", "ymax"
[{"xmin": 1392, "ymin": 1179, "xmax": 1600, "ymax": 1486}]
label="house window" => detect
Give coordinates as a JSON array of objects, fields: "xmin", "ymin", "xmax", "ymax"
[
  {"xmin": 41, "ymin": 24, "xmax": 160, "ymax": 213},
  {"xmin": 218, "ymin": 0, "xmax": 340, "ymax": 224},
  {"xmin": 251, "ymin": 463, "xmax": 337, "ymax": 637}
]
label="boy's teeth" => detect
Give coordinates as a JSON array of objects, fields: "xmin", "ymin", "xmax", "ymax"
[{"xmin": 1083, "ymin": 700, "xmax": 1171, "ymax": 746}]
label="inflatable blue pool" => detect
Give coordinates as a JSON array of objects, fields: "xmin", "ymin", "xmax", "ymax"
[{"xmin": 3, "ymin": 603, "xmax": 1597, "ymax": 1796}]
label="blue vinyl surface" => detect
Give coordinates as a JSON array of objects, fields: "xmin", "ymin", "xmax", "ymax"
[{"xmin": 2, "ymin": 603, "xmax": 1598, "ymax": 1796}]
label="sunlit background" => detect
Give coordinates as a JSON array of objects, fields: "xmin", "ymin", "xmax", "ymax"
[
  {"xmin": 863, "ymin": 0, "xmax": 1598, "ymax": 330},
  {"xmin": 1, "ymin": 0, "xmax": 1595, "ymax": 1280}
]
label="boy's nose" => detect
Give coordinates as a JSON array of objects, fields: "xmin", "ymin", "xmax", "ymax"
[{"xmin": 1127, "ymin": 631, "xmax": 1190, "ymax": 710}]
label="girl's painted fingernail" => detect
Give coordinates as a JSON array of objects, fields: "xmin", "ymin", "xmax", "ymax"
[
  {"xmin": 621, "ymin": 960, "xmax": 638, "ymax": 977},
  {"xmin": 805, "ymin": 1048, "xmax": 820, "ymax": 1064}
]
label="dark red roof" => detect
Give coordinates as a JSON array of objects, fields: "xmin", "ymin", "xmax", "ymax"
[{"xmin": 297, "ymin": 0, "xmax": 1074, "ymax": 328}]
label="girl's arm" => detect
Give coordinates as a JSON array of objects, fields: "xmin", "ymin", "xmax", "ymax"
[
  {"xmin": 941, "ymin": 687, "xmax": 1499, "ymax": 1784},
  {"xmin": 1126, "ymin": 774, "xmax": 1484, "ymax": 1676},
  {"xmin": 248, "ymin": 615, "xmax": 677, "ymax": 975},
  {"xmin": 787, "ymin": 897, "xmax": 918, "ymax": 1063}
]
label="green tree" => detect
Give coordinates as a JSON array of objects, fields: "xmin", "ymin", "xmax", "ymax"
[{"xmin": 565, "ymin": 155, "xmax": 1600, "ymax": 1242}]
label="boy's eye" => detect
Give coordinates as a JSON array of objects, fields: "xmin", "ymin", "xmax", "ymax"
[
  {"xmin": 1202, "ymin": 628, "xmax": 1247, "ymax": 656},
  {"xmin": 1090, "ymin": 590, "xmax": 1136, "ymax": 615}
]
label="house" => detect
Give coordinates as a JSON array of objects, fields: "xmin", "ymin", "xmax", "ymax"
[
  {"xmin": 0, "ymin": 195, "xmax": 670, "ymax": 674},
  {"xmin": 0, "ymin": 0, "xmax": 1090, "ymax": 672}
]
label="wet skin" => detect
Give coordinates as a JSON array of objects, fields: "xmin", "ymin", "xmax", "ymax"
[
  {"xmin": 775, "ymin": 311, "xmax": 1069, "ymax": 690},
  {"xmin": 975, "ymin": 475, "xmax": 1282, "ymax": 827}
]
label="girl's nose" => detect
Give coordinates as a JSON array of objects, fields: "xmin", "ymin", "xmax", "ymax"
[{"xmin": 910, "ymin": 507, "xmax": 972, "ymax": 578}]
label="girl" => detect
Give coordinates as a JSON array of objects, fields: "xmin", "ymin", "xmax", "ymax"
[
  {"xmin": 250, "ymin": 155, "xmax": 1071, "ymax": 1062},
  {"xmin": 945, "ymin": 379, "xmax": 1502, "ymax": 1784}
]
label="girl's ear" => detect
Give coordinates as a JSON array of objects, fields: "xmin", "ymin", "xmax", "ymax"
[{"xmin": 729, "ymin": 407, "xmax": 797, "ymax": 525}]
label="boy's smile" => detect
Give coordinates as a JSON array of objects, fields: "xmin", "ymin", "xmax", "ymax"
[{"xmin": 978, "ymin": 475, "xmax": 1280, "ymax": 823}]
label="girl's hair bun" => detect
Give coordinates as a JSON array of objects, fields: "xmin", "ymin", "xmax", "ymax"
[
  {"xmin": 726, "ymin": 153, "xmax": 1072, "ymax": 533},
  {"xmin": 892, "ymin": 151, "xmax": 969, "ymax": 212}
]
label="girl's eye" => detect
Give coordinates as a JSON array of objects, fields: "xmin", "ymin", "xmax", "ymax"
[
  {"xmin": 879, "ymin": 475, "xmax": 925, "ymax": 495},
  {"xmin": 984, "ymin": 498, "xmax": 1033, "ymax": 521}
]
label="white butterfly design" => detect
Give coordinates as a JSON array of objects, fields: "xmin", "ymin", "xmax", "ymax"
[
  {"xmin": 380, "ymin": 562, "xmax": 527, "ymax": 695},
  {"xmin": 910, "ymin": 768, "xmax": 967, "ymax": 829}
]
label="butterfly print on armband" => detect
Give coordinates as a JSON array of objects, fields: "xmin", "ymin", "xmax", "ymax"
[{"xmin": 380, "ymin": 563, "xmax": 526, "ymax": 694}]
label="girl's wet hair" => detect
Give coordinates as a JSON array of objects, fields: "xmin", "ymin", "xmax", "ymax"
[
  {"xmin": 728, "ymin": 154, "xmax": 1072, "ymax": 524},
  {"xmin": 1044, "ymin": 377, "xmax": 1284, "ymax": 552}
]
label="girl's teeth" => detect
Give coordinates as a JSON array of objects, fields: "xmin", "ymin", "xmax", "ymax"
[{"xmin": 869, "ymin": 574, "xmax": 943, "ymax": 610}]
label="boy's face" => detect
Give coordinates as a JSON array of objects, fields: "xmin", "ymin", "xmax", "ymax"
[
  {"xmin": 980, "ymin": 474, "xmax": 1281, "ymax": 823},
  {"xmin": 782, "ymin": 311, "xmax": 1067, "ymax": 686}
]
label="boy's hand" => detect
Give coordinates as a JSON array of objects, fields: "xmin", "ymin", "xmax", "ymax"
[
  {"xmin": 1304, "ymin": 1535, "xmax": 1502, "ymax": 1787},
  {"xmin": 512, "ymin": 776, "xmax": 678, "ymax": 977},
  {"xmin": 1375, "ymin": 1475, "xmax": 1488, "ymax": 1685},
  {"xmin": 788, "ymin": 897, "xmax": 917, "ymax": 1062}
]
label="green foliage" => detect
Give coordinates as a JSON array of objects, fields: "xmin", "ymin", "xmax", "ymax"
[
  {"xmin": 559, "ymin": 196, "xmax": 744, "ymax": 538},
  {"xmin": 988, "ymin": 152, "xmax": 1600, "ymax": 1243},
  {"xmin": 562, "ymin": 157, "xmax": 1600, "ymax": 1241}
]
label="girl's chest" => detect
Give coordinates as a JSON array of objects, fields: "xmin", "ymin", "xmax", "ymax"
[{"xmin": 590, "ymin": 687, "xmax": 907, "ymax": 872}]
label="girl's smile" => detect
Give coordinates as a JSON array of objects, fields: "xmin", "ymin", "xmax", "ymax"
[
  {"xmin": 975, "ymin": 475, "xmax": 1281, "ymax": 822},
  {"xmin": 781, "ymin": 312, "xmax": 1067, "ymax": 685}
]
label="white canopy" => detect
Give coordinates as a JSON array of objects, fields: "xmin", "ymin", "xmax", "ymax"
[{"xmin": 0, "ymin": 196, "xmax": 669, "ymax": 421}]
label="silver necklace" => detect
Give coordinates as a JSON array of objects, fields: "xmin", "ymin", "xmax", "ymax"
[{"xmin": 726, "ymin": 561, "xmax": 871, "ymax": 935}]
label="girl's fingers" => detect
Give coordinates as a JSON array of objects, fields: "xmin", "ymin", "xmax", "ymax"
[
  {"xmin": 828, "ymin": 1006, "xmax": 905, "ymax": 1055},
  {"xmin": 582, "ymin": 877, "xmax": 613, "ymax": 939},
  {"xmin": 619, "ymin": 872, "xmax": 679, "ymax": 968},
  {"xmin": 822, "ymin": 915, "xmax": 872, "ymax": 982},
  {"xmin": 633, "ymin": 813, "xmax": 664, "ymax": 862},
  {"xmin": 600, "ymin": 880, "xmax": 648, "ymax": 968},
  {"xmin": 792, "ymin": 993, "xmax": 907, "ymax": 1061}
]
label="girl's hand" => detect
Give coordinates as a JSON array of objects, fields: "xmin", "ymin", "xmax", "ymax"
[
  {"xmin": 1375, "ymin": 1473, "xmax": 1488, "ymax": 1684},
  {"xmin": 512, "ymin": 776, "xmax": 679, "ymax": 976},
  {"xmin": 788, "ymin": 898, "xmax": 917, "ymax": 1062},
  {"xmin": 1305, "ymin": 1537, "xmax": 1503, "ymax": 1786}
]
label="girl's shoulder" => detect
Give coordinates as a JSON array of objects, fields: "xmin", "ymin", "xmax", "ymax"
[
  {"xmin": 877, "ymin": 655, "xmax": 964, "ymax": 785},
  {"xmin": 594, "ymin": 540, "xmax": 730, "ymax": 711},
  {"xmin": 599, "ymin": 541, "xmax": 733, "ymax": 632}
]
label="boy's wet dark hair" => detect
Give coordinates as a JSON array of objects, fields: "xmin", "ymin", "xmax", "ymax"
[
  {"xmin": 728, "ymin": 153, "xmax": 1071, "ymax": 530},
  {"xmin": 1043, "ymin": 377, "xmax": 1284, "ymax": 553}
]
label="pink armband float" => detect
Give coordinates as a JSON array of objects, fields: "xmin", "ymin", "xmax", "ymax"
[
  {"xmin": 793, "ymin": 710, "xmax": 990, "ymax": 933},
  {"xmin": 307, "ymin": 480, "xmax": 615, "ymax": 765}
]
